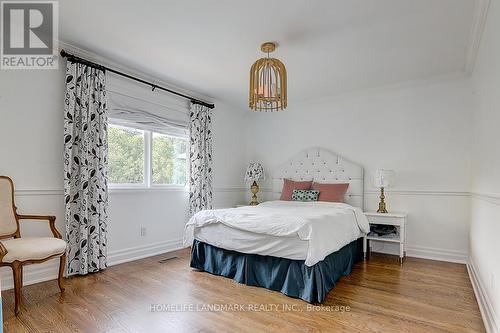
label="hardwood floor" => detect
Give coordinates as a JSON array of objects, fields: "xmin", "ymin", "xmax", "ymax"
[{"xmin": 2, "ymin": 249, "xmax": 485, "ymax": 333}]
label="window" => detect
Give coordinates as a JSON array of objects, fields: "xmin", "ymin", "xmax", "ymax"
[
  {"xmin": 152, "ymin": 132, "xmax": 187, "ymax": 185},
  {"xmin": 108, "ymin": 125, "xmax": 145, "ymax": 184},
  {"xmin": 108, "ymin": 124, "xmax": 188, "ymax": 188}
]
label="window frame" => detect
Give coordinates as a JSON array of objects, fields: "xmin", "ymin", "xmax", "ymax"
[{"xmin": 108, "ymin": 123, "xmax": 189, "ymax": 191}]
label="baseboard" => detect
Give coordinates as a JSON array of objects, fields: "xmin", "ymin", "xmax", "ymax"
[
  {"xmin": 107, "ymin": 238, "xmax": 184, "ymax": 266},
  {"xmin": 467, "ymin": 258, "xmax": 499, "ymax": 333},
  {"xmin": 406, "ymin": 245, "xmax": 468, "ymax": 264},
  {"xmin": 370, "ymin": 243, "xmax": 468, "ymax": 264},
  {"xmin": 1, "ymin": 260, "xmax": 60, "ymax": 291},
  {"xmin": 1, "ymin": 239, "xmax": 184, "ymax": 291}
]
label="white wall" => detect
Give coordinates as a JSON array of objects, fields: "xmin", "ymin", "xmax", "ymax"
[
  {"xmin": 107, "ymin": 95, "xmax": 247, "ymax": 263},
  {"xmin": 108, "ymin": 97, "xmax": 244, "ymax": 263},
  {"xmin": 105, "ymin": 75, "xmax": 247, "ymax": 263},
  {"xmin": 245, "ymin": 78, "xmax": 473, "ymax": 262},
  {"xmin": 0, "ymin": 35, "xmax": 495, "ymax": 333},
  {"xmin": 0, "ymin": 59, "xmax": 246, "ymax": 289},
  {"xmin": 469, "ymin": 0, "xmax": 500, "ymax": 331}
]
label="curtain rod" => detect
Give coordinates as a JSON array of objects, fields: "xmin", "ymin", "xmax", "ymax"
[{"xmin": 60, "ymin": 50, "xmax": 215, "ymax": 109}]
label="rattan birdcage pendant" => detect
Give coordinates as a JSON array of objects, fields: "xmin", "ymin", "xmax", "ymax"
[{"xmin": 249, "ymin": 42, "xmax": 287, "ymax": 112}]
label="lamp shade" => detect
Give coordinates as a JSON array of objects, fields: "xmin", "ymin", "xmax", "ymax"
[
  {"xmin": 373, "ymin": 169, "xmax": 395, "ymax": 188},
  {"xmin": 245, "ymin": 162, "xmax": 265, "ymax": 182}
]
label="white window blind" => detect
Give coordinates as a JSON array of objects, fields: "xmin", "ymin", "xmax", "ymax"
[{"xmin": 108, "ymin": 91, "xmax": 189, "ymax": 137}]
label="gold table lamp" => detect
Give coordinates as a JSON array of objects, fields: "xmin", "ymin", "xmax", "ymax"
[
  {"xmin": 250, "ymin": 181, "xmax": 260, "ymax": 205},
  {"xmin": 373, "ymin": 169, "xmax": 396, "ymax": 213},
  {"xmin": 245, "ymin": 162, "xmax": 265, "ymax": 205},
  {"xmin": 377, "ymin": 187, "xmax": 388, "ymax": 213}
]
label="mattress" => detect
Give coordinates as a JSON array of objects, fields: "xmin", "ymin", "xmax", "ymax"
[
  {"xmin": 194, "ymin": 222, "xmax": 309, "ymax": 260},
  {"xmin": 185, "ymin": 200, "xmax": 369, "ymax": 266}
]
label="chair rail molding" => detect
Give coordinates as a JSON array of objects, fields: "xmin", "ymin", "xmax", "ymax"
[
  {"xmin": 365, "ymin": 189, "xmax": 470, "ymax": 197},
  {"xmin": 471, "ymin": 192, "xmax": 500, "ymax": 205},
  {"xmin": 14, "ymin": 189, "xmax": 64, "ymax": 197},
  {"xmin": 262, "ymin": 187, "xmax": 470, "ymax": 197},
  {"xmin": 213, "ymin": 187, "xmax": 247, "ymax": 193},
  {"xmin": 14, "ymin": 187, "xmax": 247, "ymax": 197}
]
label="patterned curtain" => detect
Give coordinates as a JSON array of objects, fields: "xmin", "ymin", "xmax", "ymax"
[
  {"xmin": 63, "ymin": 61, "xmax": 108, "ymax": 275},
  {"xmin": 189, "ymin": 103, "xmax": 213, "ymax": 215}
]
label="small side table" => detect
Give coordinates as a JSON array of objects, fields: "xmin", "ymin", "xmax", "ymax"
[{"xmin": 363, "ymin": 212, "xmax": 408, "ymax": 264}]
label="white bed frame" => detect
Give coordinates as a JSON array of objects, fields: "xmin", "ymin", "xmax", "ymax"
[{"xmin": 271, "ymin": 147, "xmax": 364, "ymax": 209}]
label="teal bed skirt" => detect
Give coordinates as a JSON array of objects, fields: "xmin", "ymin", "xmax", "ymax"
[{"xmin": 190, "ymin": 238, "xmax": 363, "ymax": 303}]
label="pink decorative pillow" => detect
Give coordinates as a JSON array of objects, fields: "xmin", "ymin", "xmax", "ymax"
[
  {"xmin": 311, "ymin": 182, "xmax": 349, "ymax": 202},
  {"xmin": 280, "ymin": 179, "xmax": 313, "ymax": 201}
]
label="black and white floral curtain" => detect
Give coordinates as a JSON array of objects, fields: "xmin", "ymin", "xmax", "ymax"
[
  {"xmin": 63, "ymin": 61, "xmax": 108, "ymax": 275},
  {"xmin": 189, "ymin": 103, "xmax": 213, "ymax": 215}
]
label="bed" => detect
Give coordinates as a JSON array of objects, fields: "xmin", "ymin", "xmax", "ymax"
[{"xmin": 184, "ymin": 147, "xmax": 368, "ymax": 303}]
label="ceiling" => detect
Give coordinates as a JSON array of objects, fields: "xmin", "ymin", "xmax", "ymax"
[{"xmin": 60, "ymin": 0, "xmax": 478, "ymax": 109}]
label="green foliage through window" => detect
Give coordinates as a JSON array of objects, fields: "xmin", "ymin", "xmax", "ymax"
[
  {"xmin": 108, "ymin": 125, "xmax": 144, "ymax": 184},
  {"xmin": 108, "ymin": 124, "xmax": 188, "ymax": 186},
  {"xmin": 152, "ymin": 133, "xmax": 187, "ymax": 185}
]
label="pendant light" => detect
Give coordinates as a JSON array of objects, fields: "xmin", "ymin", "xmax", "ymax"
[{"xmin": 249, "ymin": 42, "xmax": 287, "ymax": 112}]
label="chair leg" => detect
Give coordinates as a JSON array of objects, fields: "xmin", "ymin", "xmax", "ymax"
[
  {"xmin": 58, "ymin": 254, "xmax": 66, "ymax": 292},
  {"xmin": 12, "ymin": 261, "xmax": 22, "ymax": 316}
]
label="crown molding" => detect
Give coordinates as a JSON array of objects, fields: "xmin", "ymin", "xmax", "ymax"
[
  {"xmin": 57, "ymin": 40, "xmax": 214, "ymax": 106},
  {"xmin": 464, "ymin": 0, "xmax": 491, "ymax": 75},
  {"xmin": 57, "ymin": 41, "xmax": 252, "ymax": 114},
  {"xmin": 56, "ymin": 0, "xmax": 490, "ymax": 110},
  {"xmin": 290, "ymin": 71, "xmax": 468, "ymax": 107}
]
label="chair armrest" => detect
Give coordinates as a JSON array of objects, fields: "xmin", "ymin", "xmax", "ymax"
[
  {"xmin": 0, "ymin": 242, "xmax": 7, "ymax": 262},
  {"xmin": 16, "ymin": 214, "xmax": 62, "ymax": 239}
]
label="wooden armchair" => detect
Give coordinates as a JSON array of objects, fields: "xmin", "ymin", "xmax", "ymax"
[{"xmin": 0, "ymin": 176, "xmax": 67, "ymax": 315}]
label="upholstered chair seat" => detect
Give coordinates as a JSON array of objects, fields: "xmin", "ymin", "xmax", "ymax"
[
  {"xmin": 0, "ymin": 176, "xmax": 67, "ymax": 316},
  {"xmin": 1, "ymin": 237, "xmax": 67, "ymax": 263}
]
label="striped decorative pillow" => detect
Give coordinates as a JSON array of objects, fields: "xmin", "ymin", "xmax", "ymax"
[{"xmin": 291, "ymin": 189, "xmax": 320, "ymax": 202}]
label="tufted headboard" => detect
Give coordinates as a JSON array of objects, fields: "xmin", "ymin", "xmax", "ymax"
[{"xmin": 272, "ymin": 147, "xmax": 364, "ymax": 209}]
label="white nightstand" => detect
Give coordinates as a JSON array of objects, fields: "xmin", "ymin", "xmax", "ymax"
[{"xmin": 363, "ymin": 212, "xmax": 407, "ymax": 264}]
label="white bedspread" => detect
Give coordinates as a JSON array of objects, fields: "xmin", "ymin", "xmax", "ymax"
[{"xmin": 184, "ymin": 200, "xmax": 369, "ymax": 266}]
